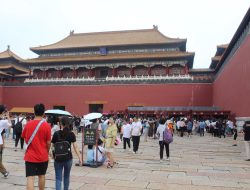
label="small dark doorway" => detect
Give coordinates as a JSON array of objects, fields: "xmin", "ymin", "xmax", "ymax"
[
  {"xmin": 89, "ymin": 104, "xmax": 103, "ymax": 113},
  {"xmin": 53, "ymin": 105, "xmax": 65, "ymax": 110}
]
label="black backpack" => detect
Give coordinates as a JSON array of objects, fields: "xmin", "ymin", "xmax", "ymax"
[
  {"xmin": 14, "ymin": 118, "xmax": 24, "ymax": 134},
  {"xmin": 53, "ymin": 132, "xmax": 71, "ymax": 162}
]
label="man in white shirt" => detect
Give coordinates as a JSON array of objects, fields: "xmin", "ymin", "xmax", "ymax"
[
  {"xmin": 131, "ymin": 117, "xmax": 142, "ymax": 154},
  {"xmin": 121, "ymin": 119, "xmax": 132, "ymax": 151},
  {"xmin": 0, "ymin": 105, "xmax": 12, "ymax": 178}
]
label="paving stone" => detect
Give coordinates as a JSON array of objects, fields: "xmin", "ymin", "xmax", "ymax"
[
  {"xmin": 1, "ymin": 134, "xmax": 250, "ymax": 189},
  {"xmin": 106, "ymin": 179, "xmax": 149, "ymax": 188}
]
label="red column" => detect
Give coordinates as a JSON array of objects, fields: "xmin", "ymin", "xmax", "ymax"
[
  {"xmin": 148, "ymin": 67, "xmax": 151, "ymax": 76},
  {"xmin": 165, "ymin": 66, "xmax": 169, "ymax": 75},
  {"xmin": 112, "ymin": 68, "xmax": 117, "ymax": 77},
  {"xmin": 130, "ymin": 67, "xmax": 134, "ymax": 76},
  {"xmin": 57, "ymin": 69, "xmax": 62, "ymax": 78},
  {"xmin": 88, "ymin": 69, "xmax": 92, "ymax": 77},
  {"xmin": 73, "ymin": 68, "xmax": 77, "ymax": 78},
  {"xmin": 185, "ymin": 64, "xmax": 188, "ymax": 74}
]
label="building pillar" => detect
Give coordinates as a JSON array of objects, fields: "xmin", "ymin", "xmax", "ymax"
[
  {"xmin": 165, "ymin": 65, "xmax": 169, "ymax": 75},
  {"xmin": 130, "ymin": 67, "xmax": 134, "ymax": 76},
  {"xmin": 112, "ymin": 68, "xmax": 117, "ymax": 77},
  {"xmin": 185, "ymin": 64, "xmax": 188, "ymax": 74},
  {"xmin": 148, "ymin": 67, "xmax": 151, "ymax": 76},
  {"xmin": 29, "ymin": 69, "xmax": 31, "ymax": 79}
]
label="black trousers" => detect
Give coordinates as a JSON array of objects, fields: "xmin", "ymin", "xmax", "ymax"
[
  {"xmin": 15, "ymin": 133, "xmax": 24, "ymax": 149},
  {"xmin": 159, "ymin": 141, "xmax": 169, "ymax": 159},
  {"xmin": 132, "ymin": 136, "xmax": 140, "ymax": 152},
  {"xmin": 123, "ymin": 137, "xmax": 131, "ymax": 149}
]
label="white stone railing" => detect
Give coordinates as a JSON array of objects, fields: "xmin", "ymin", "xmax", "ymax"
[
  {"xmin": 24, "ymin": 74, "xmax": 193, "ymax": 83},
  {"xmin": 24, "ymin": 77, "xmax": 95, "ymax": 83},
  {"xmin": 106, "ymin": 74, "xmax": 193, "ymax": 81}
]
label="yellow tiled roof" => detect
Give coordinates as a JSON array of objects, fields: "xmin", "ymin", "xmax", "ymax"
[
  {"xmin": 0, "ymin": 49, "xmax": 23, "ymax": 61},
  {"xmin": 26, "ymin": 51, "xmax": 194, "ymax": 63},
  {"xmin": 0, "ymin": 63, "xmax": 29, "ymax": 73},
  {"xmin": 30, "ymin": 28, "xmax": 186, "ymax": 51}
]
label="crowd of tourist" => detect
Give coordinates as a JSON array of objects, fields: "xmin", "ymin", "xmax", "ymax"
[{"xmin": 0, "ymin": 103, "xmax": 249, "ymax": 190}]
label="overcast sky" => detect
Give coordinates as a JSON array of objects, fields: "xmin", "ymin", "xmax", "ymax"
[{"xmin": 0, "ymin": 0, "xmax": 249, "ymax": 68}]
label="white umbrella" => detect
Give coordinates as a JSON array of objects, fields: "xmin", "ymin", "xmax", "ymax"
[
  {"xmin": 84, "ymin": 120, "xmax": 93, "ymax": 126},
  {"xmin": 84, "ymin": 112, "xmax": 102, "ymax": 120},
  {"xmin": 45, "ymin": 109, "xmax": 72, "ymax": 117}
]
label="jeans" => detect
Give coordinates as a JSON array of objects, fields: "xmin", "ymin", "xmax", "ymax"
[
  {"xmin": 123, "ymin": 137, "xmax": 131, "ymax": 149},
  {"xmin": 54, "ymin": 159, "xmax": 73, "ymax": 190},
  {"xmin": 15, "ymin": 133, "xmax": 24, "ymax": 149},
  {"xmin": 132, "ymin": 136, "xmax": 140, "ymax": 153},
  {"xmin": 159, "ymin": 141, "xmax": 169, "ymax": 159}
]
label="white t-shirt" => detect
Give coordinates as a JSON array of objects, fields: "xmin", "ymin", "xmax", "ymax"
[
  {"xmin": 0, "ymin": 119, "xmax": 11, "ymax": 145},
  {"xmin": 94, "ymin": 146, "xmax": 105, "ymax": 162},
  {"xmin": 131, "ymin": 121, "xmax": 142, "ymax": 136},
  {"xmin": 122, "ymin": 124, "xmax": 132, "ymax": 138},
  {"xmin": 156, "ymin": 124, "xmax": 166, "ymax": 141}
]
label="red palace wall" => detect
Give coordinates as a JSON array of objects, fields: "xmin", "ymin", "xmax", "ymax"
[
  {"xmin": 213, "ymin": 34, "xmax": 250, "ymax": 117},
  {"xmin": 0, "ymin": 86, "xmax": 3, "ymax": 104},
  {"xmin": 2, "ymin": 83, "xmax": 212, "ymax": 115}
]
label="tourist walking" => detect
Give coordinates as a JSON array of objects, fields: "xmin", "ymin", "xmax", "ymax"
[
  {"xmin": 21, "ymin": 103, "xmax": 51, "ymax": 190},
  {"xmin": 52, "ymin": 116, "xmax": 82, "ymax": 190},
  {"xmin": 0, "ymin": 105, "xmax": 12, "ymax": 178},
  {"xmin": 156, "ymin": 118, "xmax": 170, "ymax": 162},
  {"xmin": 232, "ymin": 125, "xmax": 238, "ymax": 146},
  {"xmin": 14, "ymin": 115, "xmax": 25, "ymax": 151},
  {"xmin": 121, "ymin": 119, "xmax": 132, "ymax": 151},
  {"xmin": 143, "ymin": 119, "xmax": 150, "ymax": 142},
  {"xmin": 243, "ymin": 120, "xmax": 250, "ymax": 161},
  {"xmin": 105, "ymin": 117, "xmax": 117, "ymax": 168},
  {"xmin": 131, "ymin": 117, "xmax": 142, "ymax": 154}
]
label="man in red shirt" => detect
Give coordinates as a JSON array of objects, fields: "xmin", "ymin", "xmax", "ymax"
[{"xmin": 22, "ymin": 104, "xmax": 51, "ymax": 190}]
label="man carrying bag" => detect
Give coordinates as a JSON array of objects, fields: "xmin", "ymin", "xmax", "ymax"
[{"xmin": 22, "ymin": 104, "xmax": 51, "ymax": 190}]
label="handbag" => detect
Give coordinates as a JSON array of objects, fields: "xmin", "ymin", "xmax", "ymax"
[{"xmin": 25, "ymin": 119, "xmax": 45, "ymax": 151}]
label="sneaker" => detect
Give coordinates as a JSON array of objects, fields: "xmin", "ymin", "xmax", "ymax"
[
  {"xmin": 245, "ymin": 159, "xmax": 250, "ymax": 161},
  {"xmin": 128, "ymin": 148, "xmax": 132, "ymax": 152},
  {"xmin": 133, "ymin": 151, "xmax": 136, "ymax": 154},
  {"xmin": 160, "ymin": 159, "xmax": 163, "ymax": 163},
  {"xmin": 232, "ymin": 144, "xmax": 237, "ymax": 146},
  {"xmin": 166, "ymin": 157, "xmax": 170, "ymax": 161},
  {"xmin": 3, "ymin": 172, "xmax": 9, "ymax": 178}
]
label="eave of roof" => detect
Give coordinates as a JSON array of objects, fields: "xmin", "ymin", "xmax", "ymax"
[
  {"xmin": 0, "ymin": 49, "xmax": 23, "ymax": 61},
  {"xmin": 215, "ymin": 8, "xmax": 250, "ymax": 72},
  {"xmin": 0, "ymin": 71, "xmax": 12, "ymax": 76},
  {"xmin": 189, "ymin": 68, "xmax": 214, "ymax": 73},
  {"xmin": 30, "ymin": 28, "xmax": 186, "ymax": 53},
  {"xmin": 0, "ymin": 64, "xmax": 29, "ymax": 73},
  {"xmin": 25, "ymin": 51, "xmax": 195, "ymax": 64}
]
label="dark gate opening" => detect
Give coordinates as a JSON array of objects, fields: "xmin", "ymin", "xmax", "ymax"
[
  {"xmin": 53, "ymin": 105, "xmax": 65, "ymax": 110},
  {"xmin": 89, "ymin": 104, "xmax": 103, "ymax": 113}
]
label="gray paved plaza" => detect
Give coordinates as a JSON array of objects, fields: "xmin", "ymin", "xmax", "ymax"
[{"xmin": 1, "ymin": 133, "xmax": 250, "ymax": 190}]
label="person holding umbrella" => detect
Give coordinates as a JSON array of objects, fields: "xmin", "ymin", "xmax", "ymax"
[{"xmin": 105, "ymin": 117, "xmax": 117, "ymax": 168}]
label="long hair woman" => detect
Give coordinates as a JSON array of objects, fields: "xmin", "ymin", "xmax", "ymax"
[
  {"xmin": 51, "ymin": 116, "xmax": 82, "ymax": 190},
  {"xmin": 105, "ymin": 117, "xmax": 117, "ymax": 168}
]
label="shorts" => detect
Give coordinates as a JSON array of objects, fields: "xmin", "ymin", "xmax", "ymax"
[{"xmin": 25, "ymin": 161, "xmax": 48, "ymax": 177}]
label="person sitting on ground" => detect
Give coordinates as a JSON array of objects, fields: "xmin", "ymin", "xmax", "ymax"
[
  {"xmin": 94, "ymin": 139, "xmax": 106, "ymax": 164},
  {"xmin": 86, "ymin": 145, "xmax": 94, "ymax": 164}
]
